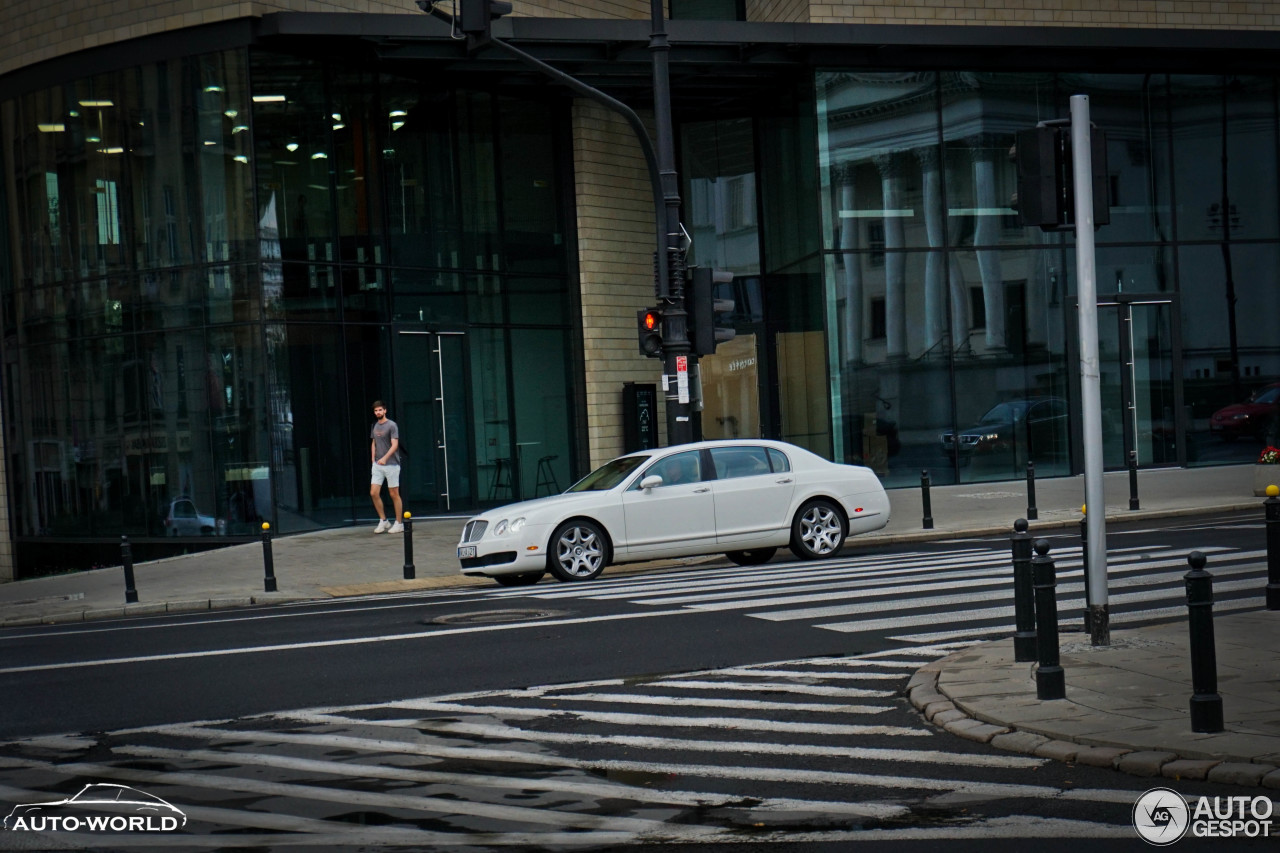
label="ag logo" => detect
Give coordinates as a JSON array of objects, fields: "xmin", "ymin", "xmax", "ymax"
[{"xmin": 1133, "ymin": 787, "xmax": 1190, "ymax": 845}]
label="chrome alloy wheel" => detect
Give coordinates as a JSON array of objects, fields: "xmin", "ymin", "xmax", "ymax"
[
  {"xmin": 553, "ymin": 524, "xmax": 605, "ymax": 579},
  {"xmin": 798, "ymin": 503, "xmax": 844, "ymax": 556}
]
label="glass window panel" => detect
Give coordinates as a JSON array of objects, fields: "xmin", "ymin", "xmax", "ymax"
[
  {"xmin": 499, "ymin": 96, "xmax": 566, "ymax": 275},
  {"xmin": 1171, "ymin": 75, "xmax": 1279, "ymax": 243},
  {"xmin": 392, "ymin": 269, "xmax": 468, "ymax": 324},
  {"xmin": 506, "ymin": 277, "xmax": 567, "ymax": 327},
  {"xmin": 277, "ymin": 262, "xmax": 338, "ymax": 319},
  {"xmin": 511, "ymin": 328, "xmax": 573, "ymax": 499},
  {"xmin": 330, "ymin": 67, "xmax": 385, "ymax": 266},
  {"xmin": 192, "ymin": 51, "xmax": 255, "ymax": 263},
  {"xmin": 380, "ymin": 81, "xmax": 459, "ymax": 270},
  {"xmin": 457, "ymin": 90, "xmax": 499, "ymax": 272}
]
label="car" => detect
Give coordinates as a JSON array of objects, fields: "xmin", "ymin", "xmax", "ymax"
[
  {"xmin": 1210, "ymin": 382, "xmax": 1280, "ymax": 441},
  {"xmin": 4, "ymin": 783, "xmax": 187, "ymax": 830},
  {"xmin": 456, "ymin": 439, "xmax": 890, "ymax": 585},
  {"xmin": 941, "ymin": 397, "xmax": 1068, "ymax": 463},
  {"xmin": 163, "ymin": 496, "xmax": 217, "ymax": 536}
]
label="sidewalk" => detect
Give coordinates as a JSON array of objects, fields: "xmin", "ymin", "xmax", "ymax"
[{"xmin": 2, "ymin": 463, "xmax": 1277, "ymax": 787}]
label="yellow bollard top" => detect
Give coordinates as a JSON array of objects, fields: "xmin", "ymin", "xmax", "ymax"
[
  {"xmin": 403, "ymin": 511, "xmax": 412, "ymax": 519},
  {"xmin": 1081, "ymin": 504, "xmax": 1086, "ymax": 515},
  {"xmin": 261, "ymin": 522, "xmax": 270, "ymax": 531},
  {"xmin": 1268, "ymin": 484, "xmax": 1279, "ymax": 498}
]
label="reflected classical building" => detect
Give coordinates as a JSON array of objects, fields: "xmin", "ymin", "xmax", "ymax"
[{"xmin": 1, "ymin": 2, "xmax": 1279, "ymax": 579}]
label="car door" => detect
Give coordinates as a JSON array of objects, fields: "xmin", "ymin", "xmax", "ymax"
[
  {"xmin": 619, "ymin": 449, "xmax": 717, "ymax": 557},
  {"xmin": 709, "ymin": 445, "xmax": 795, "ymax": 546}
]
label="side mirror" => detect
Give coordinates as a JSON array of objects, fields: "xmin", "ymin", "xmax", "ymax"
[{"xmin": 640, "ymin": 475, "xmax": 663, "ymax": 491}]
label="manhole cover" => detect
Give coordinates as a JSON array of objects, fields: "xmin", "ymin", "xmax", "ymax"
[{"xmin": 431, "ymin": 608, "xmax": 568, "ymax": 626}]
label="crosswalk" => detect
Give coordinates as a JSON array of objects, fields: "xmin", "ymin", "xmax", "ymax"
[
  {"xmin": 486, "ymin": 541, "xmax": 1269, "ymax": 644},
  {"xmin": 0, "ymin": 648, "xmax": 1156, "ymax": 846},
  {"xmin": 0, "ymin": 541, "xmax": 1267, "ymax": 847}
]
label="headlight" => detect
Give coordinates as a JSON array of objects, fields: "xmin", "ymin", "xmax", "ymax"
[
  {"xmin": 1232, "ymin": 414, "xmax": 1249, "ymax": 421},
  {"xmin": 494, "ymin": 519, "xmax": 509, "ymax": 536},
  {"xmin": 509, "ymin": 517, "xmax": 526, "ymax": 532}
]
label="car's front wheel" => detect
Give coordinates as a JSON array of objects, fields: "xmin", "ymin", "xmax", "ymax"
[
  {"xmin": 547, "ymin": 520, "xmax": 608, "ymax": 582},
  {"xmin": 790, "ymin": 499, "xmax": 847, "ymax": 560},
  {"xmin": 493, "ymin": 571, "xmax": 545, "ymax": 587},
  {"xmin": 725, "ymin": 548, "xmax": 777, "ymax": 566}
]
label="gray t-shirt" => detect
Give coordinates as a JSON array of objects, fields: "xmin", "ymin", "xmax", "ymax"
[{"xmin": 371, "ymin": 418, "xmax": 400, "ymax": 465}]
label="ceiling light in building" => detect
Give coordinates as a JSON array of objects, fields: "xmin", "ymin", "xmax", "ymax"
[
  {"xmin": 224, "ymin": 109, "xmax": 238, "ymax": 119},
  {"xmin": 232, "ymin": 125, "xmax": 248, "ymax": 134},
  {"xmin": 204, "ymin": 140, "xmax": 217, "ymax": 146},
  {"xmin": 233, "ymin": 155, "xmax": 249, "ymax": 163},
  {"xmin": 274, "ymin": 160, "xmax": 298, "ymax": 166},
  {"xmin": 37, "ymin": 124, "xmax": 65, "ymax": 132},
  {"xmin": 204, "ymin": 85, "xmax": 225, "ymax": 93},
  {"xmin": 391, "ymin": 121, "xmax": 405, "ymax": 131},
  {"xmin": 97, "ymin": 147, "xmax": 124, "ymax": 154},
  {"xmin": 332, "ymin": 123, "xmax": 345, "ymax": 131},
  {"xmin": 286, "ymin": 142, "xmax": 299, "ymax": 152},
  {"xmin": 331, "ymin": 113, "xmax": 342, "ymax": 121},
  {"xmin": 86, "ymin": 135, "xmax": 101, "ymax": 143},
  {"xmin": 78, "ymin": 99, "xmax": 114, "ymax": 108},
  {"xmin": 68, "ymin": 110, "xmax": 79, "ymax": 117},
  {"xmin": 389, "ymin": 110, "xmax": 407, "ymax": 118},
  {"xmin": 252, "ymin": 94, "xmax": 287, "ymax": 103},
  {"xmin": 311, "ymin": 152, "xmax": 328, "ymax": 160}
]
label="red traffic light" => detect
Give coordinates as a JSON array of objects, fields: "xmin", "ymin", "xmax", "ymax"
[{"xmin": 643, "ymin": 311, "xmax": 659, "ymax": 331}]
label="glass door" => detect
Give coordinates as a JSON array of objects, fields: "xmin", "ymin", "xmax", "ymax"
[
  {"xmin": 1097, "ymin": 296, "xmax": 1179, "ymax": 469},
  {"xmin": 394, "ymin": 330, "xmax": 474, "ymax": 512}
]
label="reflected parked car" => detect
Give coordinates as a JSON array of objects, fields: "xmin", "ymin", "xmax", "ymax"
[
  {"xmin": 164, "ymin": 496, "xmax": 217, "ymax": 536},
  {"xmin": 1210, "ymin": 382, "xmax": 1280, "ymax": 441},
  {"xmin": 456, "ymin": 439, "xmax": 890, "ymax": 586},
  {"xmin": 941, "ymin": 397, "xmax": 1069, "ymax": 463}
]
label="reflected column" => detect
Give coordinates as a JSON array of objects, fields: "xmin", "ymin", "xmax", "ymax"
[
  {"xmin": 836, "ymin": 164, "xmax": 863, "ymax": 366},
  {"xmin": 915, "ymin": 147, "xmax": 946, "ymax": 352},
  {"xmin": 1026, "ymin": 231, "xmax": 1050, "ymax": 348},
  {"xmin": 874, "ymin": 153, "xmax": 907, "ymax": 360},
  {"xmin": 970, "ymin": 136, "xmax": 1006, "ymax": 351}
]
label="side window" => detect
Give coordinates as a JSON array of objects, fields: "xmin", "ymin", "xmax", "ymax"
[
  {"xmin": 638, "ymin": 450, "xmax": 703, "ymax": 487},
  {"xmin": 710, "ymin": 446, "xmax": 772, "ymax": 480},
  {"xmin": 767, "ymin": 448, "xmax": 790, "ymax": 473}
]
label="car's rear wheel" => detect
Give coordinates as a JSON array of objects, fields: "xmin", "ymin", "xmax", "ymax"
[
  {"xmin": 493, "ymin": 571, "xmax": 545, "ymax": 587},
  {"xmin": 547, "ymin": 520, "xmax": 608, "ymax": 582},
  {"xmin": 725, "ymin": 548, "xmax": 777, "ymax": 566},
  {"xmin": 790, "ymin": 499, "xmax": 847, "ymax": 560}
]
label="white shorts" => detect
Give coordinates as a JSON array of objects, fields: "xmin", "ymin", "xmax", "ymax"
[{"xmin": 371, "ymin": 462, "xmax": 401, "ymax": 488}]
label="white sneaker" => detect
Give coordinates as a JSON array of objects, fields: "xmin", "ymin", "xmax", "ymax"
[
  {"xmin": 374, "ymin": 519, "xmax": 391, "ymax": 533},
  {"xmin": 389, "ymin": 522, "xmax": 404, "ymax": 534}
]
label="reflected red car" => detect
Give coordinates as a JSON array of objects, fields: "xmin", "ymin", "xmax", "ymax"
[{"xmin": 1210, "ymin": 382, "xmax": 1280, "ymax": 441}]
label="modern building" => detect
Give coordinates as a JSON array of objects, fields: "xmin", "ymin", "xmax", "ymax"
[{"xmin": 2, "ymin": 0, "xmax": 1279, "ymax": 580}]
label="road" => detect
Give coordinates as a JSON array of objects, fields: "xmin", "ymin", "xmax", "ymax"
[{"xmin": 0, "ymin": 512, "xmax": 1273, "ymax": 849}]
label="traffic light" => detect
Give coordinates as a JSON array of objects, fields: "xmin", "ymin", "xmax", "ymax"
[
  {"xmin": 458, "ymin": 0, "xmax": 512, "ymax": 41},
  {"xmin": 637, "ymin": 307, "xmax": 663, "ymax": 358},
  {"xmin": 686, "ymin": 267, "xmax": 736, "ymax": 357},
  {"xmin": 1009, "ymin": 125, "xmax": 1110, "ymax": 230}
]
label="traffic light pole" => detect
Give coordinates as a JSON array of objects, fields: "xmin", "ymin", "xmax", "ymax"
[
  {"xmin": 648, "ymin": 0, "xmax": 693, "ymax": 446},
  {"xmin": 1071, "ymin": 93, "xmax": 1109, "ymax": 647}
]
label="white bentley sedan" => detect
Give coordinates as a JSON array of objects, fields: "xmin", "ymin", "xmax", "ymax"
[{"xmin": 456, "ymin": 439, "xmax": 889, "ymax": 586}]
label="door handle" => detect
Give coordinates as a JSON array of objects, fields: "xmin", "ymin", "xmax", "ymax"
[
  {"xmin": 693, "ymin": 487, "xmax": 710, "ymax": 493},
  {"xmin": 776, "ymin": 478, "xmax": 793, "ymax": 484}
]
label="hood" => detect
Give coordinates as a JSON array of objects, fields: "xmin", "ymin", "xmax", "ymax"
[{"xmin": 469, "ymin": 490, "xmax": 602, "ymax": 522}]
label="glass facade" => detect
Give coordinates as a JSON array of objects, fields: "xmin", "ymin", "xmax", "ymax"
[
  {"xmin": 817, "ymin": 71, "xmax": 1280, "ymax": 488},
  {"xmin": 1, "ymin": 48, "xmax": 578, "ymax": 575}
]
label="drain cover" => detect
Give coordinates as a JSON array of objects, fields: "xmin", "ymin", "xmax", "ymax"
[{"xmin": 431, "ymin": 608, "xmax": 567, "ymax": 626}]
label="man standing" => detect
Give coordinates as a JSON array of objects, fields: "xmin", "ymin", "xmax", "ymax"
[{"xmin": 370, "ymin": 400, "xmax": 404, "ymax": 533}]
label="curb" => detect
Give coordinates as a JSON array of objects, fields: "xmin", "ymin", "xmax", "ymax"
[{"xmin": 906, "ymin": 657, "xmax": 1280, "ymax": 790}]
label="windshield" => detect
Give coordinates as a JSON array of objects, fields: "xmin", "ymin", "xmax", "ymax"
[
  {"xmin": 979, "ymin": 402, "xmax": 1028, "ymax": 424},
  {"xmin": 566, "ymin": 455, "xmax": 648, "ymax": 492},
  {"xmin": 1253, "ymin": 386, "xmax": 1280, "ymax": 405}
]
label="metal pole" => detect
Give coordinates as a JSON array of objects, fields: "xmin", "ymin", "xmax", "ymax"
[
  {"xmin": 403, "ymin": 512, "xmax": 416, "ymax": 580},
  {"xmin": 1025, "ymin": 461, "xmax": 1038, "ymax": 521},
  {"xmin": 1184, "ymin": 551, "xmax": 1224, "ymax": 733},
  {"xmin": 1071, "ymin": 94, "xmax": 1109, "ymax": 647},
  {"xmin": 1032, "ymin": 539, "xmax": 1065, "ymax": 700},
  {"xmin": 1128, "ymin": 449, "xmax": 1140, "ymax": 511},
  {"xmin": 120, "ymin": 535, "xmax": 139, "ymax": 604},
  {"xmin": 920, "ymin": 470, "xmax": 934, "ymax": 530},
  {"xmin": 649, "ymin": 0, "xmax": 692, "ymax": 446},
  {"xmin": 1265, "ymin": 486, "xmax": 1280, "ymax": 610},
  {"xmin": 1010, "ymin": 519, "xmax": 1037, "ymax": 662},
  {"xmin": 261, "ymin": 522, "xmax": 277, "ymax": 593},
  {"xmin": 1080, "ymin": 505, "xmax": 1091, "ymax": 634}
]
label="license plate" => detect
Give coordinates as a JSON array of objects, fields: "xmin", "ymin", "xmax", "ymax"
[{"xmin": 458, "ymin": 546, "xmax": 477, "ymax": 559}]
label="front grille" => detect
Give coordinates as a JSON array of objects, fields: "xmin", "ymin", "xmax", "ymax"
[
  {"xmin": 462, "ymin": 520, "xmax": 488, "ymax": 543},
  {"xmin": 460, "ymin": 551, "xmax": 517, "ymax": 569}
]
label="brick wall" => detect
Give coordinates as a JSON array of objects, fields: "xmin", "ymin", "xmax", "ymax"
[
  {"xmin": 571, "ymin": 99, "xmax": 666, "ymax": 468},
  {"xmin": 746, "ymin": 0, "xmax": 809, "ymax": 23}
]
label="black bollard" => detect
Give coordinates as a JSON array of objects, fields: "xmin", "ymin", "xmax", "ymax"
[
  {"xmin": 403, "ymin": 512, "xmax": 416, "ymax": 580},
  {"xmin": 261, "ymin": 522, "xmax": 278, "ymax": 593},
  {"xmin": 1025, "ymin": 462, "xmax": 1038, "ymax": 521},
  {"xmin": 1184, "ymin": 551, "xmax": 1224, "ymax": 733},
  {"xmin": 1079, "ymin": 506, "xmax": 1092, "ymax": 634},
  {"xmin": 1032, "ymin": 539, "xmax": 1065, "ymax": 700},
  {"xmin": 1128, "ymin": 450, "xmax": 1140, "ymax": 511},
  {"xmin": 1010, "ymin": 519, "xmax": 1037, "ymax": 662},
  {"xmin": 1266, "ymin": 486, "xmax": 1280, "ymax": 611},
  {"xmin": 920, "ymin": 470, "xmax": 934, "ymax": 530},
  {"xmin": 120, "ymin": 535, "xmax": 139, "ymax": 604}
]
